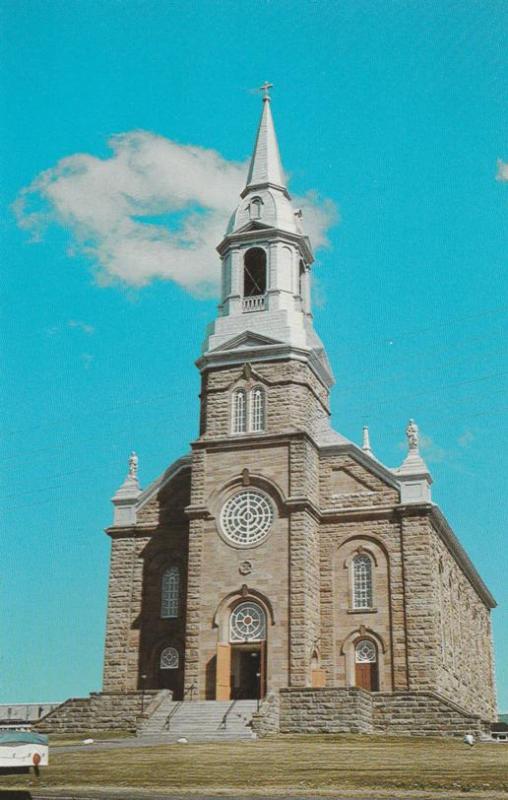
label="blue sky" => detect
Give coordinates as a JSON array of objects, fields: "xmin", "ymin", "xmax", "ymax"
[{"xmin": 1, "ymin": 1, "xmax": 507, "ymax": 710}]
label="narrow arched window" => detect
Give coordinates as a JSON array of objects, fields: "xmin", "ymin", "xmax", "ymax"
[
  {"xmin": 251, "ymin": 386, "xmax": 265, "ymax": 433},
  {"xmin": 161, "ymin": 566, "xmax": 180, "ymax": 618},
  {"xmin": 244, "ymin": 248, "xmax": 266, "ymax": 297},
  {"xmin": 232, "ymin": 389, "xmax": 247, "ymax": 434},
  {"xmin": 160, "ymin": 646, "xmax": 179, "ymax": 669},
  {"xmin": 352, "ymin": 554, "xmax": 373, "ymax": 609}
]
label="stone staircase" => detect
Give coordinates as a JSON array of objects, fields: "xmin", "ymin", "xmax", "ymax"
[{"xmin": 137, "ymin": 698, "xmax": 258, "ymax": 741}]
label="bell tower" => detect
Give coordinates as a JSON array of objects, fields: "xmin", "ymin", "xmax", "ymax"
[{"xmin": 199, "ymin": 85, "xmax": 333, "ymax": 391}]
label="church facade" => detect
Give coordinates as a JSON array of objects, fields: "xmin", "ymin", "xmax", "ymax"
[{"xmin": 102, "ymin": 92, "xmax": 497, "ymax": 728}]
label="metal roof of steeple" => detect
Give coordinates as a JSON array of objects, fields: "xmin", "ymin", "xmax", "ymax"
[{"xmin": 244, "ymin": 83, "xmax": 286, "ymax": 193}]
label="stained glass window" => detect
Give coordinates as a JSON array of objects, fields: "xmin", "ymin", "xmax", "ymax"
[
  {"xmin": 233, "ymin": 389, "xmax": 247, "ymax": 434},
  {"xmin": 353, "ymin": 554, "xmax": 373, "ymax": 609},
  {"xmin": 221, "ymin": 490, "xmax": 273, "ymax": 546},
  {"xmin": 161, "ymin": 566, "xmax": 179, "ymax": 618},
  {"xmin": 251, "ymin": 387, "xmax": 265, "ymax": 432},
  {"xmin": 160, "ymin": 646, "xmax": 179, "ymax": 669},
  {"xmin": 230, "ymin": 602, "xmax": 266, "ymax": 642}
]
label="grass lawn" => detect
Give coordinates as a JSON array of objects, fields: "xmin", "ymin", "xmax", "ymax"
[{"xmin": 1, "ymin": 734, "xmax": 507, "ymax": 799}]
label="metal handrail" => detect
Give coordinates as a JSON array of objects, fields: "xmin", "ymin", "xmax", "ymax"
[
  {"xmin": 163, "ymin": 682, "xmax": 197, "ymax": 730},
  {"xmin": 219, "ymin": 699, "xmax": 238, "ymax": 730}
]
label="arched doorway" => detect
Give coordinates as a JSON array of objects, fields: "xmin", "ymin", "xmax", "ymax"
[
  {"xmin": 354, "ymin": 639, "xmax": 379, "ymax": 691},
  {"xmin": 158, "ymin": 646, "xmax": 183, "ymax": 699},
  {"xmin": 217, "ymin": 600, "xmax": 267, "ymax": 700}
]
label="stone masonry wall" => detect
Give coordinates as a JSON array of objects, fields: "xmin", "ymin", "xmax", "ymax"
[
  {"xmin": 103, "ymin": 532, "xmax": 150, "ymax": 691},
  {"xmin": 199, "ymin": 360, "xmax": 329, "ymax": 443},
  {"xmin": 319, "ymin": 513, "xmax": 408, "ymax": 692},
  {"xmin": 288, "ymin": 510, "xmax": 320, "ymax": 687},
  {"xmin": 251, "ymin": 690, "xmax": 280, "ymax": 736},
  {"xmin": 399, "ymin": 511, "xmax": 439, "ymax": 691},
  {"xmin": 372, "ymin": 691, "xmax": 490, "ymax": 738},
  {"xmin": 280, "ymin": 687, "xmax": 373, "ymax": 733},
  {"xmin": 103, "ymin": 466, "xmax": 191, "ymax": 694},
  {"xmin": 429, "ymin": 524, "xmax": 497, "ymax": 720},
  {"xmin": 35, "ymin": 691, "xmax": 162, "ymax": 733}
]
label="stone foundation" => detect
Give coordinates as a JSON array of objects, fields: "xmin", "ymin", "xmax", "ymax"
[
  {"xmin": 253, "ymin": 688, "xmax": 492, "ymax": 738},
  {"xmin": 251, "ymin": 690, "xmax": 280, "ymax": 736},
  {"xmin": 280, "ymin": 687, "xmax": 373, "ymax": 734},
  {"xmin": 35, "ymin": 691, "xmax": 165, "ymax": 733},
  {"xmin": 372, "ymin": 692, "xmax": 490, "ymax": 738}
]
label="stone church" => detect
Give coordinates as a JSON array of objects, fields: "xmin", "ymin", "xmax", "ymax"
[{"xmin": 97, "ymin": 90, "xmax": 497, "ymax": 736}]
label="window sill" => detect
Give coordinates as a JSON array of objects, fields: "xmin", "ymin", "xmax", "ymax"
[{"xmin": 347, "ymin": 607, "xmax": 378, "ymax": 614}]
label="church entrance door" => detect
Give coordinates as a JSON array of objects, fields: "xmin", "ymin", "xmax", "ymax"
[
  {"xmin": 231, "ymin": 643, "xmax": 265, "ymax": 700},
  {"xmin": 354, "ymin": 639, "xmax": 379, "ymax": 691}
]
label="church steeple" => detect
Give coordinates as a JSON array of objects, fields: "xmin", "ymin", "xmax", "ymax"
[
  {"xmin": 243, "ymin": 83, "xmax": 286, "ymax": 194},
  {"xmin": 198, "ymin": 89, "xmax": 333, "ymax": 391}
]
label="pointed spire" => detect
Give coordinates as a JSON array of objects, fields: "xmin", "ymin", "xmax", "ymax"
[
  {"xmin": 362, "ymin": 425, "xmax": 374, "ymax": 457},
  {"xmin": 244, "ymin": 83, "xmax": 286, "ymax": 193}
]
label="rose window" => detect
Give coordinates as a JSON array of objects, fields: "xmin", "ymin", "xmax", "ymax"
[
  {"xmin": 355, "ymin": 639, "xmax": 377, "ymax": 663},
  {"xmin": 220, "ymin": 490, "xmax": 273, "ymax": 546},
  {"xmin": 230, "ymin": 601, "xmax": 266, "ymax": 642}
]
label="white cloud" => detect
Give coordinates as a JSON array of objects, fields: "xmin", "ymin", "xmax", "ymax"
[
  {"xmin": 496, "ymin": 159, "xmax": 508, "ymax": 182},
  {"xmin": 458, "ymin": 430, "xmax": 474, "ymax": 448},
  {"xmin": 419, "ymin": 433, "xmax": 447, "ymax": 463},
  {"xmin": 68, "ymin": 320, "xmax": 94, "ymax": 335},
  {"xmin": 398, "ymin": 431, "xmax": 447, "ymax": 463},
  {"xmin": 14, "ymin": 131, "xmax": 337, "ymax": 297}
]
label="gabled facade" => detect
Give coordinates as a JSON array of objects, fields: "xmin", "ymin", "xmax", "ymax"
[{"xmin": 102, "ymin": 91, "xmax": 497, "ymax": 726}]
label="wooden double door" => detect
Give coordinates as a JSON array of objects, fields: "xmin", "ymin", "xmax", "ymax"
[{"xmin": 216, "ymin": 642, "xmax": 266, "ymax": 700}]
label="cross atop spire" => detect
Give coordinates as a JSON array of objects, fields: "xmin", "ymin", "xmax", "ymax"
[
  {"xmin": 259, "ymin": 81, "xmax": 273, "ymax": 101},
  {"xmin": 243, "ymin": 85, "xmax": 286, "ymax": 194}
]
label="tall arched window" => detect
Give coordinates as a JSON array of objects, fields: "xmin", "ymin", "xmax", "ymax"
[
  {"xmin": 352, "ymin": 554, "xmax": 373, "ymax": 609},
  {"xmin": 244, "ymin": 248, "xmax": 267, "ymax": 297},
  {"xmin": 161, "ymin": 566, "xmax": 180, "ymax": 618},
  {"xmin": 251, "ymin": 386, "xmax": 265, "ymax": 433},
  {"xmin": 232, "ymin": 389, "xmax": 247, "ymax": 434}
]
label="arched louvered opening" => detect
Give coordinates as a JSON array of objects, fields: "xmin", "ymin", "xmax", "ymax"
[
  {"xmin": 249, "ymin": 197, "xmax": 263, "ymax": 219},
  {"xmin": 243, "ymin": 248, "xmax": 266, "ymax": 312}
]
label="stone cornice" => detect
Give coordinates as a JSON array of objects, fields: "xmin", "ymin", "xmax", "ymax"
[
  {"xmin": 197, "ymin": 342, "xmax": 334, "ymax": 391},
  {"xmin": 217, "ymin": 227, "xmax": 314, "ymax": 265},
  {"xmin": 319, "ymin": 504, "xmax": 398, "ymax": 522},
  {"xmin": 191, "ymin": 429, "xmax": 315, "ymax": 453}
]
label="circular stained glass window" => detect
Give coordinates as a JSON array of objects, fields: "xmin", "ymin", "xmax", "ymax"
[
  {"xmin": 220, "ymin": 490, "xmax": 273, "ymax": 547},
  {"xmin": 160, "ymin": 646, "xmax": 179, "ymax": 669},
  {"xmin": 230, "ymin": 601, "xmax": 266, "ymax": 642}
]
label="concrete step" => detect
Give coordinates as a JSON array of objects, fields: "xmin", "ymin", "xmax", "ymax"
[{"xmin": 137, "ymin": 699, "xmax": 258, "ymax": 739}]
